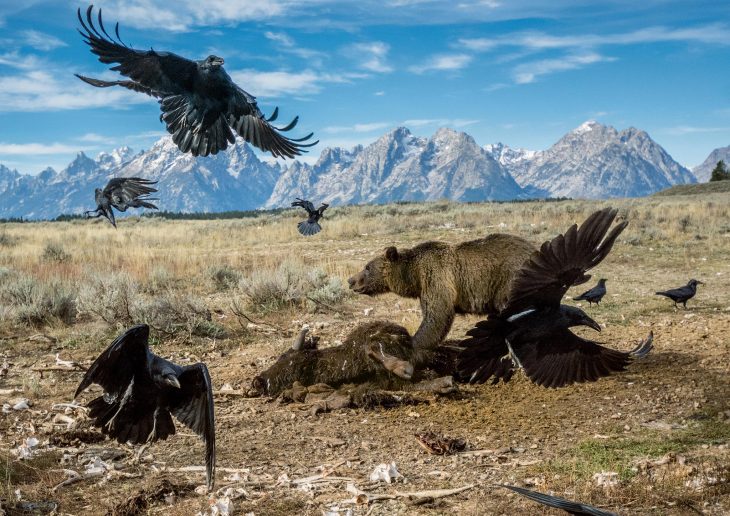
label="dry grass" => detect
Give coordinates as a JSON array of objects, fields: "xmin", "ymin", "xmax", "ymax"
[{"xmin": 0, "ymin": 193, "xmax": 728, "ymax": 514}]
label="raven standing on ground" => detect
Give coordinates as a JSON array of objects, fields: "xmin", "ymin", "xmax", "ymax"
[
  {"xmin": 84, "ymin": 177, "xmax": 158, "ymax": 227},
  {"xmin": 498, "ymin": 485, "xmax": 618, "ymax": 516},
  {"xmin": 457, "ymin": 208, "xmax": 653, "ymax": 388},
  {"xmin": 75, "ymin": 5, "xmax": 317, "ymax": 158},
  {"xmin": 292, "ymin": 198, "xmax": 329, "ymax": 236},
  {"xmin": 656, "ymin": 279, "xmax": 704, "ymax": 309},
  {"xmin": 74, "ymin": 325, "xmax": 216, "ymax": 490},
  {"xmin": 573, "ymin": 278, "xmax": 608, "ymax": 306}
]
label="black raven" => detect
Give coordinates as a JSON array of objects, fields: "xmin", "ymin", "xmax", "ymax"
[
  {"xmin": 457, "ymin": 208, "xmax": 653, "ymax": 388},
  {"xmin": 75, "ymin": 5, "xmax": 318, "ymax": 158},
  {"xmin": 573, "ymin": 278, "xmax": 608, "ymax": 305},
  {"xmin": 74, "ymin": 325, "xmax": 216, "ymax": 490},
  {"xmin": 84, "ymin": 177, "xmax": 158, "ymax": 227},
  {"xmin": 656, "ymin": 279, "xmax": 703, "ymax": 309},
  {"xmin": 291, "ymin": 198, "xmax": 329, "ymax": 236},
  {"xmin": 498, "ymin": 485, "xmax": 618, "ymax": 516}
]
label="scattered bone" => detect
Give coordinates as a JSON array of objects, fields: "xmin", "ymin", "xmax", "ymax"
[
  {"xmin": 12, "ymin": 398, "xmax": 31, "ymax": 410},
  {"xmin": 369, "ymin": 462, "xmax": 403, "ymax": 484},
  {"xmin": 593, "ymin": 471, "xmax": 620, "ymax": 488},
  {"xmin": 55, "ymin": 353, "xmax": 83, "ymax": 369},
  {"xmin": 14, "ymin": 437, "xmax": 39, "ymax": 459},
  {"xmin": 344, "ymin": 483, "xmax": 475, "ymax": 506},
  {"xmin": 52, "ymin": 413, "xmax": 76, "ymax": 431}
]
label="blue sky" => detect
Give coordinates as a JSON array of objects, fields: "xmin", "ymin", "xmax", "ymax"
[{"xmin": 0, "ymin": 0, "xmax": 728, "ymax": 174}]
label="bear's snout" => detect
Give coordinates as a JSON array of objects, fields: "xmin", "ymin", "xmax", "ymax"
[{"xmin": 348, "ymin": 272, "xmax": 366, "ymax": 293}]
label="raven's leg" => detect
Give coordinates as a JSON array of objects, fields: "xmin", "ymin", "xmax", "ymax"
[{"xmin": 683, "ymin": 301, "xmax": 687, "ymax": 309}]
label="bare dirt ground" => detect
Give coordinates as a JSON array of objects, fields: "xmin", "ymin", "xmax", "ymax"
[{"xmin": 1, "ymin": 196, "xmax": 729, "ymax": 515}]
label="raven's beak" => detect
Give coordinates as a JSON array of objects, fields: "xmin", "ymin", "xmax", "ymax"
[
  {"xmin": 216, "ymin": 57, "xmax": 225, "ymax": 66},
  {"xmin": 583, "ymin": 315, "xmax": 602, "ymax": 332},
  {"xmin": 163, "ymin": 374, "xmax": 181, "ymax": 389}
]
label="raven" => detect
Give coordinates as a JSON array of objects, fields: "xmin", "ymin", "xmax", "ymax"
[
  {"xmin": 656, "ymin": 279, "xmax": 703, "ymax": 309},
  {"xmin": 573, "ymin": 278, "xmax": 608, "ymax": 305},
  {"xmin": 457, "ymin": 208, "xmax": 653, "ymax": 388},
  {"xmin": 74, "ymin": 325, "xmax": 216, "ymax": 490},
  {"xmin": 498, "ymin": 485, "xmax": 618, "ymax": 516},
  {"xmin": 75, "ymin": 5, "xmax": 317, "ymax": 158},
  {"xmin": 291, "ymin": 198, "xmax": 329, "ymax": 236},
  {"xmin": 84, "ymin": 177, "xmax": 158, "ymax": 227}
]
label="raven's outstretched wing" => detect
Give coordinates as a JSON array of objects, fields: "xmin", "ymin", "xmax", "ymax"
[
  {"xmin": 169, "ymin": 363, "xmax": 216, "ymax": 490},
  {"xmin": 229, "ymin": 88, "xmax": 319, "ymax": 159},
  {"xmin": 317, "ymin": 203, "xmax": 329, "ymax": 216},
  {"xmin": 77, "ymin": 6, "xmax": 196, "ymax": 95},
  {"xmin": 291, "ymin": 198, "xmax": 316, "ymax": 214},
  {"xmin": 75, "ymin": 74, "xmax": 161, "ymax": 98},
  {"xmin": 499, "ymin": 484, "xmax": 619, "ymax": 516},
  {"xmin": 74, "ymin": 325, "xmax": 169, "ymax": 445},
  {"xmin": 515, "ymin": 331, "xmax": 653, "ymax": 388},
  {"xmin": 504, "ymin": 208, "xmax": 627, "ymax": 316},
  {"xmin": 75, "ymin": 324, "xmax": 151, "ymax": 399},
  {"xmin": 456, "ymin": 318, "xmax": 515, "ymax": 385},
  {"xmin": 103, "ymin": 177, "xmax": 158, "ymax": 209}
]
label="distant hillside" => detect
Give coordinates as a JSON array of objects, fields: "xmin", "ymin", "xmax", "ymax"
[{"xmin": 653, "ymin": 180, "xmax": 730, "ymax": 197}]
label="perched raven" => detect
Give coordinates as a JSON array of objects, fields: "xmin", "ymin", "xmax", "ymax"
[
  {"xmin": 74, "ymin": 325, "xmax": 216, "ymax": 490},
  {"xmin": 498, "ymin": 485, "xmax": 618, "ymax": 516},
  {"xmin": 75, "ymin": 5, "xmax": 317, "ymax": 158},
  {"xmin": 656, "ymin": 279, "xmax": 703, "ymax": 309},
  {"xmin": 291, "ymin": 198, "xmax": 329, "ymax": 236},
  {"xmin": 84, "ymin": 177, "xmax": 158, "ymax": 227},
  {"xmin": 457, "ymin": 208, "xmax": 653, "ymax": 388},
  {"xmin": 573, "ymin": 278, "xmax": 608, "ymax": 305}
]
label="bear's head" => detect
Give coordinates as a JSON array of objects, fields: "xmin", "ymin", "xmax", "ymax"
[{"xmin": 348, "ymin": 246, "xmax": 400, "ymax": 296}]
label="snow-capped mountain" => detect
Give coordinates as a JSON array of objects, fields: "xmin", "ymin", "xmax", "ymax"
[
  {"xmin": 267, "ymin": 127, "xmax": 524, "ymax": 207},
  {"xmin": 693, "ymin": 145, "xmax": 730, "ymax": 182},
  {"xmin": 483, "ymin": 142, "xmax": 537, "ymax": 169},
  {"xmin": 501, "ymin": 121, "xmax": 696, "ymax": 199},
  {"xmin": 0, "ymin": 121, "xmax": 701, "ymax": 219}
]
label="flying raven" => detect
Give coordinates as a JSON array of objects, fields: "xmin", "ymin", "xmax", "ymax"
[
  {"xmin": 656, "ymin": 279, "xmax": 703, "ymax": 309},
  {"xmin": 457, "ymin": 208, "xmax": 653, "ymax": 388},
  {"xmin": 75, "ymin": 5, "xmax": 317, "ymax": 158},
  {"xmin": 573, "ymin": 278, "xmax": 608, "ymax": 305},
  {"xmin": 291, "ymin": 198, "xmax": 329, "ymax": 236},
  {"xmin": 74, "ymin": 325, "xmax": 216, "ymax": 490},
  {"xmin": 84, "ymin": 177, "xmax": 158, "ymax": 227},
  {"xmin": 498, "ymin": 484, "xmax": 618, "ymax": 516}
]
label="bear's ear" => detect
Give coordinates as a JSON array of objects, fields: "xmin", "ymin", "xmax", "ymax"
[{"xmin": 385, "ymin": 246, "xmax": 399, "ymax": 262}]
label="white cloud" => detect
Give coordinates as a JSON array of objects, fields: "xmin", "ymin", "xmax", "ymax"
[
  {"xmin": 513, "ymin": 52, "xmax": 614, "ymax": 84},
  {"xmin": 402, "ymin": 118, "xmax": 479, "ymax": 128},
  {"xmin": 264, "ymin": 31, "xmax": 295, "ymax": 47},
  {"xmin": 0, "ymin": 69, "xmax": 153, "ymax": 112},
  {"xmin": 21, "ymin": 30, "xmax": 66, "ymax": 51},
  {"xmin": 347, "ymin": 42, "xmax": 393, "ymax": 73},
  {"xmin": 232, "ymin": 68, "xmax": 365, "ymax": 98},
  {"xmin": 409, "ymin": 53, "xmax": 472, "ymax": 74},
  {"xmin": 374, "ymin": 90, "xmax": 385, "ymax": 96},
  {"xmin": 458, "ymin": 24, "xmax": 730, "ymax": 54},
  {"xmin": 263, "ymin": 30, "xmax": 327, "ymax": 62},
  {"xmin": 664, "ymin": 125, "xmax": 730, "ymax": 136},
  {"xmin": 322, "ymin": 122, "xmax": 393, "ymax": 134},
  {"xmin": 0, "ymin": 142, "xmax": 82, "ymax": 155}
]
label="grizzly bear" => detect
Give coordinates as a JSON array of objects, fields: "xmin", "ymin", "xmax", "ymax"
[{"xmin": 347, "ymin": 234, "xmax": 536, "ymax": 353}]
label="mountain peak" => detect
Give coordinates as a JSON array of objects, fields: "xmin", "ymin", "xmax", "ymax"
[{"xmin": 573, "ymin": 120, "xmax": 605, "ymax": 134}]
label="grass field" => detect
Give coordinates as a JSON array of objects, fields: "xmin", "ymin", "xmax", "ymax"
[{"xmin": 1, "ymin": 194, "xmax": 729, "ymax": 515}]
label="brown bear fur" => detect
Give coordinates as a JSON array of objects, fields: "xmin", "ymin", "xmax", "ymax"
[{"xmin": 347, "ymin": 234, "xmax": 536, "ymax": 354}]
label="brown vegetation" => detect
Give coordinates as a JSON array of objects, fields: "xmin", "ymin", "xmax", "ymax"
[{"xmin": 0, "ymin": 193, "xmax": 729, "ymax": 514}]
